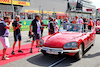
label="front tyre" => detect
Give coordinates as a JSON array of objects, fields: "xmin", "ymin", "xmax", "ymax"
[
  {"xmin": 75, "ymin": 44, "xmax": 83, "ymax": 60},
  {"xmin": 41, "ymin": 50, "xmax": 48, "ymax": 56}
]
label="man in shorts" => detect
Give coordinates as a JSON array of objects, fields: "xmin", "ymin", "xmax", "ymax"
[
  {"xmin": 11, "ymin": 15, "xmax": 23, "ymax": 55},
  {"xmin": 0, "ymin": 16, "xmax": 13, "ymax": 60},
  {"xmin": 30, "ymin": 14, "xmax": 41, "ymax": 53}
]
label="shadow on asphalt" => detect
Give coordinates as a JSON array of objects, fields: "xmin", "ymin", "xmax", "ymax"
[
  {"xmin": 27, "ymin": 53, "xmax": 80, "ymax": 67},
  {"xmin": 27, "ymin": 54, "xmax": 64, "ymax": 67},
  {"xmin": 82, "ymin": 45, "xmax": 100, "ymax": 58},
  {"xmin": 27, "ymin": 46, "xmax": 94, "ymax": 67},
  {"xmin": 83, "ymin": 46, "xmax": 100, "ymax": 58},
  {"xmin": 83, "ymin": 52, "xmax": 100, "ymax": 58}
]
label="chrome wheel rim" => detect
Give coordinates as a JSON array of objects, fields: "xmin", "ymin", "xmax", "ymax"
[{"xmin": 79, "ymin": 45, "xmax": 83, "ymax": 59}]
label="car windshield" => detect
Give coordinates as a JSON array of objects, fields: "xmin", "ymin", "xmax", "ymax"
[{"xmin": 59, "ymin": 24, "xmax": 83, "ymax": 32}]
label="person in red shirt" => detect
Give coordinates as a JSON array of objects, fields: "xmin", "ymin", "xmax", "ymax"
[
  {"xmin": 40, "ymin": 20, "xmax": 48, "ymax": 37},
  {"xmin": 96, "ymin": 21, "xmax": 98, "ymax": 26},
  {"xmin": 0, "ymin": 18, "xmax": 1, "ymax": 21},
  {"xmin": 87, "ymin": 18, "xmax": 93, "ymax": 30},
  {"xmin": 75, "ymin": 16, "xmax": 79, "ymax": 24}
]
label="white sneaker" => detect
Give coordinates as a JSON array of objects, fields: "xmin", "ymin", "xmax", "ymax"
[
  {"xmin": 2, "ymin": 57, "xmax": 10, "ymax": 60},
  {"xmin": 5, "ymin": 55, "xmax": 9, "ymax": 58},
  {"xmin": 2, "ymin": 55, "xmax": 10, "ymax": 60},
  {"xmin": 27, "ymin": 39, "xmax": 31, "ymax": 42}
]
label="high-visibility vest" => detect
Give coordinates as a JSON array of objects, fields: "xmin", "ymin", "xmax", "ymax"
[
  {"xmin": 96, "ymin": 21, "xmax": 97, "ymax": 26},
  {"xmin": 88, "ymin": 20, "xmax": 92, "ymax": 26}
]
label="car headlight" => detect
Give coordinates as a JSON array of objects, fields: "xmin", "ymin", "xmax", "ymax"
[
  {"xmin": 64, "ymin": 42, "xmax": 78, "ymax": 49},
  {"xmin": 39, "ymin": 39, "xmax": 44, "ymax": 45}
]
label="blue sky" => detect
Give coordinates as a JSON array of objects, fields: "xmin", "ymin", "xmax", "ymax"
[{"xmin": 92, "ymin": 0, "xmax": 100, "ymax": 8}]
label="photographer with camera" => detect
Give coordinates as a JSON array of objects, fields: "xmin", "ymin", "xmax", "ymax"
[
  {"xmin": 0, "ymin": 16, "xmax": 13, "ymax": 60},
  {"xmin": 11, "ymin": 15, "xmax": 23, "ymax": 55},
  {"xmin": 30, "ymin": 14, "xmax": 41, "ymax": 53}
]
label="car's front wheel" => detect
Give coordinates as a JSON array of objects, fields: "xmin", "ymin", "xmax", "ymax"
[
  {"xmin": 41, "ymin": 50, "xmax": 48, "ymax": 56},
  {"xmin": 75, "ymin": 44, "xmax": 83, "ymax": 60}
]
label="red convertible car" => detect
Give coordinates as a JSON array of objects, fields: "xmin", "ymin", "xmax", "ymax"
[
  {"xmin": 95, "ymin": 26, "xmax": 100, "ymax": 34},
  {"xmin": 39, "ymin": 24, "xmax": 96, "ymax": 60}
]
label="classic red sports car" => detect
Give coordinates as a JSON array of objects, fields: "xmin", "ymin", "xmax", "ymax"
[
  {"xmin": 95, "ymin": 26, "xmax": 100, "ymax": 34},
  {"xmin": 39, "ymin": 24, "xmax": 96, "ymax": 60}
]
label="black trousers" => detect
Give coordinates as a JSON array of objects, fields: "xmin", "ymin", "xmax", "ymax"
[
  {"xmin": 41, "ymin": 29, "xmax": 43, "ymax": 37},
  {"xmin": 88, "ymin": 26, "xmax": 92, "ymax": 30}
]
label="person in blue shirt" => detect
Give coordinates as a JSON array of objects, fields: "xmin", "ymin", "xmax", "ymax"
[{"xmin": 0, "ymin": 16, "xmax": 13, "ymax": 60}]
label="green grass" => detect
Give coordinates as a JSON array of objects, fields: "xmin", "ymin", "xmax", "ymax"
[
  {"xmin": 9, "ymin": 28, "xmax": 29, "ymax": 32},
  {"xmin": 9, "ymin": 27, "xmax": 48, "ymax": 32}
]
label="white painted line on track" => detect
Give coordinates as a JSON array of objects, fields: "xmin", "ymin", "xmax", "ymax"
[{"xmin": 48, "ymin": 57, "xmax": 67, "ymax": 67}]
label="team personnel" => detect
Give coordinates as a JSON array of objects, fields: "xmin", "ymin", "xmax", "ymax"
[
  {"xmin": 87, "ymin": 18, "xmax": 93, "ymax": 30},
  {"xmin": 54, "ymin": 18, "xmax": 58, "ymax": 26},
  {"xmin": 48, "ymin": 17, "xmax": 53, "ymax": 35},
  {"xmin": 30, "ymin": 14, "xmax": 41, "ymax": 53},
  {"xmin": 11, "ymin": 15, "xmax": 23, "ymax": 55},
  {"xmin": 78, "ymin": 17, "xmax": 83, "ymax": 24},
  {"xmin": 0, "ymin": 18, "xmax": 2, "ymax": 21},
  {"xmin": 48, "ymin": 17, "xmax": 55, "ymax": 34},
  {"xmin": 97, "ymin": 19, "xmax": 100, "ymax": 26},
  {"xmin": 40, "ymin": 20, "xmax": 48, "ymax": 37},
  {"xmin": 0, "ymin": 16, "xmax": 13, "ymax": 60},
  {"xmin": 54, "ymin": 18, "xmax": 59, "ymax": 33},
  {"xmin": 75, "ymin": 16, "xmax": 79, "ymax": 24},
  {"xmin": 63, "ymin": 18, "xmax": 70, "ymax": 24},
  {"xmin": 62, "ymin": 18, "xmax": 70, "ymax": 29}
]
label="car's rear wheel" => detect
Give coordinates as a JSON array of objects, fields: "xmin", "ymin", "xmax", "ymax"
[{"xmin": 75, "ymin": 44, "xmax": 83, "ymax": 60}]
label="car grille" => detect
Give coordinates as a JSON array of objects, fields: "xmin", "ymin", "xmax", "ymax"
[{"xmin": 41, "ymin": 47, "xmax": 63, "ymax": 52}]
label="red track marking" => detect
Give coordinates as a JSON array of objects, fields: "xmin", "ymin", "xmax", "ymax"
[{"xmin": 0, "ymin": 43, "xmax": 39, "ymax": 66}]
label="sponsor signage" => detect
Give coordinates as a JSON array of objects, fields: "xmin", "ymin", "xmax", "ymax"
[
  {"xmin": 25, "ymin": 10, "xmax": 65, "ymax": 15},
  {"xmin": 86, "ymin": 9, "xmax": 92, "ymax": 11},
  {"xmin": 83, "ymin": 7, "xmax": 92, "ymax": 13},
  {"xmin": 0, "ymin": 0, "xmax": 30, "ymax": 6},
  {"xmin": 25, "ymin": 10, "xmax": 34, "ymax": 13}
]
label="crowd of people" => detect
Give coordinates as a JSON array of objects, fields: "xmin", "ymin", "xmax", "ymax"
[
  {"xmin": 0, "ymin": 14, "xmax": 100, "ymax": 60},
  {"xmin": 61, "ymin": 16, "xmax": 100, "ymax": 31}
]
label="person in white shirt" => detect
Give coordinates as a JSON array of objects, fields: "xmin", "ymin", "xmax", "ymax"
[
  {"xmin": 54, "ymin": 18, "xmax": 59, "ymax": 33},
  {"xmin": 0, "ymin": 16, "xmax": 13, "ymax": 60},
  {"xmin": 63, "ymin": 18, "xmax": 70, "ymax": 25}
]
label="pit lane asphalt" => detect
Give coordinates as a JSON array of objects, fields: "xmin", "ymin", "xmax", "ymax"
[{"xmin": 1, "ymin": 29, "xmax": 100, "ymax": 67}]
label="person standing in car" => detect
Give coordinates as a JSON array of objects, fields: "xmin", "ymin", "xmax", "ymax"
[{"xmin": 11, "ymin": 15, "xmax": 23, "ymax": 55}]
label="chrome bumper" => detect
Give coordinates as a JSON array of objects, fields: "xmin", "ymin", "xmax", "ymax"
[{"xmin": 39, "ymin": 47, "xmax": 80, "ymax": 54}]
